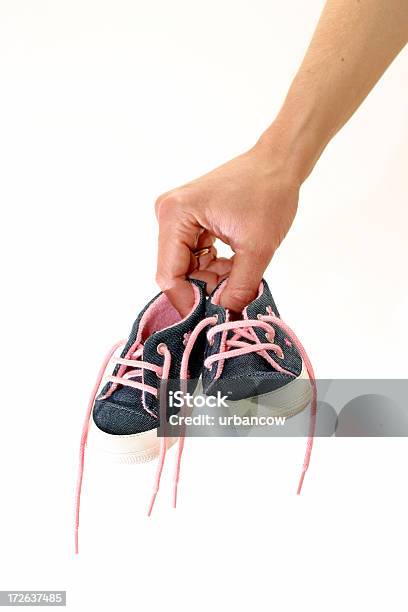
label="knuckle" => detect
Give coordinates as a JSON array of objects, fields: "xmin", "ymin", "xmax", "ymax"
[{"xmin": 155, "ymin": 193, "xmax": 183, "ymax": 221}]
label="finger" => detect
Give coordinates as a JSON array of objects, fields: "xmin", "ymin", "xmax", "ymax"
[
  {"xmin": 189, "ymin": 257, "xmax": 233, "ymax": 294},
  {"xmin": 219, "ymin": 250, "xmax": 270, "ymax": 313},
  {"xmin": 189, "ymin": 269, "xmax": 220, "ymax": 294},
  {"xmin": 188, "ymin": 245, "xmax": 217, "ymax": 274},
  {"xmin": 196, "ymin": 230, "xmax": 216, "ymax": 250},
  {"xmin": 194, "ymin": 231, "xmax": 216, "ymax": 269},
  {"xmin": 196, "ymin": 245, "xmax": 217, "ymax": 270},
  {"xmin": 206, "ymin": 256, "xmax": 233, "ymax": 278},
  {"xmin": 156, "ymin": 198, "xmax": 201, "ymax": 317},
  {"xmin": 186, "ymin": 230, "xmax": 216, "ymax": 273}
]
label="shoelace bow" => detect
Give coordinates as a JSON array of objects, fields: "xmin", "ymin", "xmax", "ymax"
[{"xmin": 75, "ymin": 310, "xmax": 316, "ymax": 553}]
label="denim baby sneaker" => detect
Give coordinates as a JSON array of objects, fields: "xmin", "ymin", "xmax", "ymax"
[
  {"xmin": 89, "ymin": 279, "xmax": 206, "ymax": 459},
  {"xmin": 201, "ymin": 278, "xmax": 317, "ymax": 493},
  {"xmin": 202, "ymin": 279, "xmax": 312, "ymax": 414},
  {"xmin": 75, "ymin": 279, "xmax": 207, "ymax": 551}
]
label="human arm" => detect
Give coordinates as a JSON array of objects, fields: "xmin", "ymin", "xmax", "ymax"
[{"xmin": 155, "ymin": 0, "xmax": 408, "ymax": 314}]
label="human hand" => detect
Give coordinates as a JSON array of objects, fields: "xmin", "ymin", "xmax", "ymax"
[{"xmin": 155, "ymin": 130, "xmax": 302, "ymax": 316}]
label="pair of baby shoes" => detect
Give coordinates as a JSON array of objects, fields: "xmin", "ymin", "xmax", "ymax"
[{"xmin": 75, "ymin": 278, "xmax": 316, "ymax": 552}]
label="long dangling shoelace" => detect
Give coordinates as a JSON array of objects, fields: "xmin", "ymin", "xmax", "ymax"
[
  {"xmin": 203, "ymin": 307, "xmax": 317, "ymax": 495},
  {"xmin": 75, "ymin": 310, "xmax": 316, "ymax": 552},
  {"xmin": 74, "ymin": 337, "xmax": 172, "ymax": 553},
  {"xmin": 153, "ymin": 309, "xmax": 317, "ymax": 513}
]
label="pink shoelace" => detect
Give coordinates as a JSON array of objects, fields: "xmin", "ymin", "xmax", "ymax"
[
  {"xmin": 204, "ymin": 307, "xmax": 317, "ymax": 495},
  {"xmin": 74, "ymin": 317, "xmax": 215, "ymax": 553},
  {"xmin": 75, "ymin": 310, "xmax": 316, "ymax": 553},
  {"xmin": 74, "ymin": 337, "xmax": 171, "ymax": 553}
]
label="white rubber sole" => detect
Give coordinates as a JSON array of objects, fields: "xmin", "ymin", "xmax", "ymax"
[
  {"xmin": 87, "ymin": 419, "xmax": 177, "ymax": 464},
  {"xmin": 227, "ymin": 362, "xmax": 312, "ymax": 420}
]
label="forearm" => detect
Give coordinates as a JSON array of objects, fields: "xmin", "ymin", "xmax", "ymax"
[{"xmin": 260, "ymin": 0, "xmax": 408, "ymax": 182}]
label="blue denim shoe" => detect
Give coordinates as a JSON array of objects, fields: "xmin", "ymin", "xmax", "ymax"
[
  {"xmin": 86, "ymin": 279, "xmax": 207, "ymax": 462},
  {"xmin": 202, "ymin": 279, "xmax": 312, "ymax": 417},
  {"xmin": 75, "ymin": 279, "xmax": 207, "ymax": 551},
  {"xmin": 201, "ymin": 278, "xmax": 317, "ymax": 499}
]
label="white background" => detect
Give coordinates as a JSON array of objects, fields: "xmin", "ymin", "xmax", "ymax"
[{"xmin": 1, "ymin": 1, "xmax": 407, "ymax": 610}]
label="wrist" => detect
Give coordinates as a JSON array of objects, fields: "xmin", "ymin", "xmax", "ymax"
[{"xmin": 256, "ymin": 104, "xmax": 329, "ymax": 185}]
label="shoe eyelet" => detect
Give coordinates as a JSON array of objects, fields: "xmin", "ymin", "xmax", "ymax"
[
  {"xmin": 212, "ymin": 314, "xmax": 219, "ymax": 325},
  {"xmin": 157, "ymin": 342, "xmax": 167, "ymax": 355},
  {"xmin": 276, "ymin": 350, "xmax": 285, "ymax": 360},
  {"xmin": 257, "ymin": 314, "xmax": 263, "ymax": 320},
  {"xmin": 206, "ymin": 334, "xmax": 215, "ymax": 347}
]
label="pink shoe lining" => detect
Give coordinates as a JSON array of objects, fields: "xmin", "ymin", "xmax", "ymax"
[{"xmin": 141, "ymin": 285, "xmax": 201, "ymax": 338}]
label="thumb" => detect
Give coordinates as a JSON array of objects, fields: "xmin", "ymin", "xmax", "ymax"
[{"xmin": 219, "ymin": 250, "xmax": 269, "ymax": 313}]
